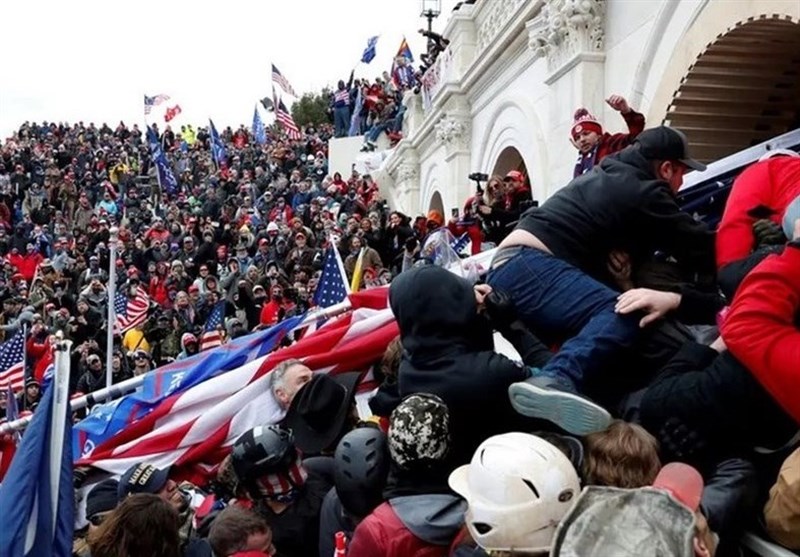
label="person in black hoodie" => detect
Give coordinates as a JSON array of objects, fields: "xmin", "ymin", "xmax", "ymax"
[{"xmin": 388, "ymin": 264, "xmax": 550, "ymax": 466}]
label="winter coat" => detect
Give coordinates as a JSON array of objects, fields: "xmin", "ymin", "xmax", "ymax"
[
  {"xmin": 716, "ymin": 157, "xmax": 800, "ymax": 269},
  {"xmin": 348, "ymin": 496, "xmax": 465, "ymax": 557},
  {"xmin": 722, "ymin": 244, "xmax": 800, "ymax": 424},
  {"xmin": 572, "ymin": 109, "xmax": 645, "ymax": 177},
  {"xmin": 389, "ymin": 266, "xmax": 530, "ymax": 465}
]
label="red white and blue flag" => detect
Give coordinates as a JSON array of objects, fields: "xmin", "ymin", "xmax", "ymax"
[
  {"xmin": 76, "ymin": 291, "xmax": 397, "ymax": 481},
  {"xmin": 200, "ymin": 301, "xmax": 226, "ymax": 351},
  {"xmin": 0, "ymin": 331, "xmax": 25, "ymax": 393},
  {"xmin": 73, "ymin": 314, "xmax": 305, "ymax": 460},
  {"xmin": 274, "ymin": 93, "xmax": 302, "ymax": 140},
  {"xmin": 271, "ymin": 64, "xmax": 297, "ymax": 98},
  {"xmin": 114, "ymin": 285, "xmax": 150, "ymax": 334},
  {"xmin": 144, "ymin": 93, "xmax": 170, "ymax": 116}
]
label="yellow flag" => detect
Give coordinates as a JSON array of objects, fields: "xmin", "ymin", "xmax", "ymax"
[{"xmin": 350, "ymin": 247, "xmax": 366, "ymax": 292}]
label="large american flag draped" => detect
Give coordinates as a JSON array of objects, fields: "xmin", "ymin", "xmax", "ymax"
[
  {"xmin": 144, "ymin": 94, "xmax": 170, "ymax": 115},
  {"xmin": 314, "ymin": 246, "xmax": 350, "ymax": 308},
  {"xmin": 114, "ymin": 285, "xmax": 150, "ymax": 334},
  {"xmin": 77, "ymin": 290, "xmax": 397, "ymax": 482},
  {"xmin": 271, "ymin": 64, "xmax": 297, "ymax": 97},
  {"xmin": 200, "ymin": 302, "xmax": 226, "ymax": 351},
  {"xmin": 275, "ymin": 97, "xmax": 301, "ymax": 140},
  {"xmin": 0, "ymin": 331, "xmax": 25, "ymax": 393}
]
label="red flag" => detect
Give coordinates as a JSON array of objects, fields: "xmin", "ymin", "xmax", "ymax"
[
  {"xmin": 78, "ymin": 294, "xmax": 398, "ymax": 482},
  {"xmin": 164, "ymin": 105, "xmax": 182, "ymax": 122}
]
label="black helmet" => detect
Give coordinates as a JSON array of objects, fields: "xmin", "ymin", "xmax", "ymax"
[
  {"xmin": 231, "ymin": 425, "xmax": 296, "ymax": 482},
  {"xmin": 334, "ymin": 427, "xmax": 390, "ymax": 518}
]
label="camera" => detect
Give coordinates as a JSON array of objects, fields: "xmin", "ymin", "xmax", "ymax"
[{"xmin": 468, "ymin": 172, "xmax": 489, "ymax": 182}]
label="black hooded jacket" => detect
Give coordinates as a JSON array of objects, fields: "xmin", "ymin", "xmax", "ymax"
[
  {"xmin": 389, "ymin": 266, "xmax": 530, "ymax": 465},
  {"xmin": 516, "ymin": 147, "xmax": 715, "ymax": 284}
]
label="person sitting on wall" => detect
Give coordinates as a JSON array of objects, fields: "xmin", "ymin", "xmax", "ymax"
[{"xmin": 571, "ymin": 95, "xmax": 646, "ymax": 178}]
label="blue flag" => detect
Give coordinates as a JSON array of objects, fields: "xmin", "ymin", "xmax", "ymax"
[
  {"xmin": 348, "ymin": 86, "xmax": 364, "ymax": 137},
  {"xmin": 146, "ymin": 126, "xmax": 179, "ymax": 196},
  {"xmin": 361, "ymin": 35, "xmax": 379, "ymax": 64},
  {"xmin": 73, "ymin": 315, "xmax": 304, "ymax": 458},
  {"xmin": 252, "ymin": 106, "xmax": 267, "ymax": 146},
  {"xmin": 0, "ymin": 356, "xmax": 73, "ymax": 556},
  {"xmin": 209, "ymin": 119, "xmax": 228, "ymax": 168}
]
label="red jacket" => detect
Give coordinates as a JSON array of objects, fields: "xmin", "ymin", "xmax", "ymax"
[
  {"xmin": 573, "ymin": 110, "xmax": 645, "ymax": 178},
  {"xmin": 348, "ymin": 502, "xmax": 453, "ymax": 557},
  {"xmin": 716, "ymin": 157, "xmax": 800, "ymax": 269},
  {"xmin": 7, "ymin": 252, "xmax": 42, "ymax": 281},
  {"xmin": 722, "ymin": 245, "xmax": 800, "ymax": 424}
]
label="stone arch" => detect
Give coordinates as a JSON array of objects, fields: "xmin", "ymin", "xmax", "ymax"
[
  {"xmin": 639, "ymin": 2, "xmax": 800, "ymax": 164},
  {"xmin": 428, "ymin": 191, "xmax": 445, "ymax": 215},
  {"xmin": 477, "ymin": 96, "xmax": 548, "ymax": 199},
  {"xmin": 420, "ymin": 162, "xmax": 443, "ymax": 216},
  {"xmin": 491, "ymin": 146, "xmax": 528, "ymax": 178}
]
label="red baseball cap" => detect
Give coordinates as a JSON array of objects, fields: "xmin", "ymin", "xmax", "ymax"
[{"xmin": 504, "ymin": 170, "xmax": 525, "ymax": 183}]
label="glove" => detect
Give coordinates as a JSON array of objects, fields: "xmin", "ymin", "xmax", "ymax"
[
  {"xmin": 483, "ymin": 290, "xmax": 518, "ymax": 330},
  {"xmin": 752, "ymin": 218, "xmax": 786, "ymax": 248}
]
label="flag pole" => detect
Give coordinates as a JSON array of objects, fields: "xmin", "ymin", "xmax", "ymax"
[
  {"xmin": 21, "ymin": 322, "xmax": 28, "ymax": 384},
  {"xmin": 106, "ymin": 227, "xmax": 119, "ymax": 390},
  {"xmin": 0, "ymin": 298, "xmax": 356, "ymax": 435}
]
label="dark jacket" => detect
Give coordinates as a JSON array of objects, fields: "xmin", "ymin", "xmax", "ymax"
[
  {"xmin": 640, "ymin": 342, "xmax": 796, "ymax": 468},
  {"xmin": 389, "ymin": 266, "xmax": 530, "ymax": 465},
  {"xmin": 517, "ymin": 147, "xmax": 715, "ymax": 285}
]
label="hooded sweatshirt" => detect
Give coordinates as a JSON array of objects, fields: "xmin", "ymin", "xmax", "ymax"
[{"xmin": 389, "ymin": 266, "xmax": 530, "ymax": 465}]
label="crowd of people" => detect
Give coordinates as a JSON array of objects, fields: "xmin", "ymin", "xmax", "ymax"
[{"xmin": 0, "ymin": 57, "xmax": 799, "ymax": 557}]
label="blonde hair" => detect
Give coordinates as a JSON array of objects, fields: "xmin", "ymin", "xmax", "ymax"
[{"xmin": 583, "ymin": 420, "xmax": 661, "ymax": 488}]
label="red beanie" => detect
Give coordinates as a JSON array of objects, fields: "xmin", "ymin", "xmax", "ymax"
[{"xmin": 571, "ymin": 108, "xmax": 602, "ymax": 139}]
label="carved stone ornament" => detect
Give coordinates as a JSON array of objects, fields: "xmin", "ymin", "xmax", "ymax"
[
  {"xmin": 397, "ymin": 162, "xmax": 419, "ymax": 182},
  {"xmin": 476, "ymin": 0, "xmax": 525, "ymax": 53},
  {"xmin": 434, "ymin": 115, "xmax": 470, "ymax": 147},
  {"xmin": 529, "ymin": 0, "xmax": 605, "ymax": 68}
]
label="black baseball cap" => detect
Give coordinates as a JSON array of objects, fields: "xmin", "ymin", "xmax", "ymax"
[{"xmin": 633, "ymin": 126, "xmax": 706, "ymax": 172}]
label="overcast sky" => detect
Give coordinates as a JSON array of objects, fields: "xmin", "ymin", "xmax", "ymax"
[{"xmin": 0, "ymin": 0, "xmax": 459, "ymax": 138}]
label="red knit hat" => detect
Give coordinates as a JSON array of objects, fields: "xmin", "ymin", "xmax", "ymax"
[{"xmin": 571, "ymin": 108, "xmax": 602, "ymax": 139}]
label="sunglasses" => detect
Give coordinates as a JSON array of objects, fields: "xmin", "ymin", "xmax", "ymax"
[
  {"xmin": 134, "ymin": 354, "xmax": 147, "ymax": 361},
  {"xmin": 88, "ymin": 514, "xmax": 107, "ymax": 527}
]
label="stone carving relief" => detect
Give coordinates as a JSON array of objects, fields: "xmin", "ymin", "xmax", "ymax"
[
  {"xmin": 476, "ymin": 0, "xmax": 525, "ymax": 53},
  {"xmin": 434, "ymin": 114, "xmax": 471, "ymax": 150},
  {"xmin": 529, "ymin": 0, "xmax": 605, "ymax": 69},
  {"xmin": 396, "ymin": 162, "xmax": 419, "ymax": 183}
]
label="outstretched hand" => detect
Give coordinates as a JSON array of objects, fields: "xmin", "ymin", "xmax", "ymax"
[
  {"xmin": 606, "ymin": 94, "xmax": 631, "ymax": 114},
  {"xmin": 615, "ymin": 288, "xmax": 681, "ymax": 327}
]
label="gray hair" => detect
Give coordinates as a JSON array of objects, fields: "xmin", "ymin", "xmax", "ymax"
[{"xmin": 270, "ymin": 358, "xmax": 305, "ymax": 397}]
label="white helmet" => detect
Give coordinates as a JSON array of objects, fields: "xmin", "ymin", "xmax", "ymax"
[{"xmin": 449, "ymin": 432, "xmax": 580, "ymax": 553}]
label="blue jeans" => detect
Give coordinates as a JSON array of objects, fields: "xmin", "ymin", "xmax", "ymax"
[
  {"xmin": 487, "ymin": 248, "xmax": 640, "ymax": 389},
  {"xmin": 334, "ymin": 106, "xmax": 350, "ymax": 138}
]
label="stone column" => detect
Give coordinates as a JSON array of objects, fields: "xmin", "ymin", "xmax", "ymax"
[
  {"xmin": 434, "ymin": 106, "xmax": 472, "ymax": 213},
  {"xmin": 527, "ymin": 0, "xmax": 606, "ymax": 192}
]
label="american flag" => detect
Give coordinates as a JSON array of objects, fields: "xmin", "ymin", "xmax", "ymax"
[
  {"xmin": 115, "ymin": 285, "xmax": 150, "ymax": 334},
  {"xmin": 76, "ymin": 290, "xmax": 398, "ymax": 481},
  {"xmin": 144, "ymin": 94, "xmax": 170, "ymax": 115},
  {"xmin": 271, "ymin": 64, "xmax": 297, "ymax": 97},
  {"xmin": 275, "ymin": 98, "xmax": 301, "ymax": 140},
  {"xmin": 200, "ymin": 302, "xmax": 226, "ymax": 351},
  {"xmin": 314, "ymin": 246, "xmax": 350, "ymax": 308},
  {"xmin": 0, "ymin": 331, "xmax": 25, "ymax": 393}
]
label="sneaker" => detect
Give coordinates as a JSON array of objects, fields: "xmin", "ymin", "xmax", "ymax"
[{"xmin": 508, "ymin": 374, "xmax": 612, "ymax": 436}]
